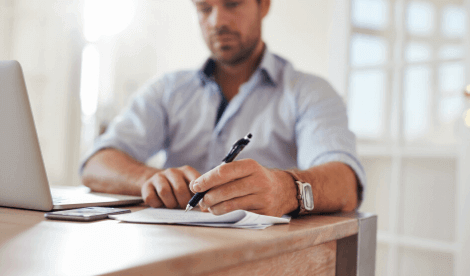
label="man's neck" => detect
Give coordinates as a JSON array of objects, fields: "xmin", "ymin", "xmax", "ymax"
[{"xmin": 214, "ymin": 42, "xmax": 265, "ymax": 101}]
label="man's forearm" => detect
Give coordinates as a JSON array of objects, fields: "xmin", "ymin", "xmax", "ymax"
[
  {"xmin": 81, "ymin": 148, "xmax": 159, "ymax": 196},
  {"xmin": 292, "ymin": 162, "xmax": 359, "ymax": 213}
]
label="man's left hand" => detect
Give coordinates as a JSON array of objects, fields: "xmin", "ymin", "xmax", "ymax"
[{"xmin": 189, "ymin": 159, "xmax": 299, "ymax": 217}]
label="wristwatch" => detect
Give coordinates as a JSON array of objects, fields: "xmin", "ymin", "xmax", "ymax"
[{"xmin": 285, "ymin": 170, "xmax": 314, "ymax": 216}]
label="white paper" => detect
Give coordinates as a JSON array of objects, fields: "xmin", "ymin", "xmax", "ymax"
[{"xmin": 109, "ymin": 208, "xmax": 290, "ymax": 229}]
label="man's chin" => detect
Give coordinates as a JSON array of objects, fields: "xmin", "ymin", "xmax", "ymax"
[
  {"xmin": 213, "ymin": 55, "xmax": 237, "ymax": 66},
  {"xmin": 211, "ymin": 41, "xmax": 259, "ymax": 66},
  {"xmin": 213, "ymin": 51, "xmax": 249, "ymax": 66}
]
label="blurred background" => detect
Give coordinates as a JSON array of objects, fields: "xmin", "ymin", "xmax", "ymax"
[{"xmin": 0, "ymin": 0, "xmax": 469, "ymax": 275}]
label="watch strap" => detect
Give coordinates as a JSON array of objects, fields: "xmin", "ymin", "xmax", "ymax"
[{"xmin": 284, "ymin": 170, "xmax": 309, "ymax": 216}]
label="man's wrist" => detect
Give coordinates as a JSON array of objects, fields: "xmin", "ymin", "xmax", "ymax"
[
  {"xmin": 274, "ymin": 170, "xmax": 299, "ymax": 216},
  {"xmin": 135, "ymin": 166, "xmax": 160, "ymax": 188}
]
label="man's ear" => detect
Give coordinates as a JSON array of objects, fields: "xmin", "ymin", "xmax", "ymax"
[{"xmin": 260, "ymin": 0, "xmax": 271, "ymax": 19}]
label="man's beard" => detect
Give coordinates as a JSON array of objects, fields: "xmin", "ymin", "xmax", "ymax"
[{"xmin": 208, "ymin": 26, "xmax": 260, "ymax": 66}]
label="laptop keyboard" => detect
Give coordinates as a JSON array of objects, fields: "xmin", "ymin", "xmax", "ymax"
[
  {"xmin": 51, "ymin": 189, "xmax": 115, "ymax": 204},
  {"xmin": 51, "ymin": 194, "xmax": 77, "ymax": 204}
]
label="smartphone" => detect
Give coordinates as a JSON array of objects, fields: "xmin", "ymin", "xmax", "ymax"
[{"xmin": 44, "ymin": 207, "xmax": 131, "ymax": 222}]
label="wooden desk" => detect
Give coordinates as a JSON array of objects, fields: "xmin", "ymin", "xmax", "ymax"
[{"xmin": 0, "ymin": 205, "xmax": 376, "ymax": 276}]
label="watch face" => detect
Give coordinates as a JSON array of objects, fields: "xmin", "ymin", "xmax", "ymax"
[{"xmin": 302, "ymin": 184, "xmax": 314, "ymax": 211}]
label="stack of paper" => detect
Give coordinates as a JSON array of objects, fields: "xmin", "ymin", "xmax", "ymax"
[{"xmin": 110, "ymin": 208, "xmax": 290, "ymax": 229}]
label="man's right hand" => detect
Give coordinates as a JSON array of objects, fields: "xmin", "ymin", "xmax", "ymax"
[{"xmin": 141, "ymin": 166, "xmax": 201, "ymax": 209}]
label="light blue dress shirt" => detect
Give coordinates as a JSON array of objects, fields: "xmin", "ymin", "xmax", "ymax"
[{"xmin": 81, "ymin": 49, "xmax": 366, "ymax": 200}]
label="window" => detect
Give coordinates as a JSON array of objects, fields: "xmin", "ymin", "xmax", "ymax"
[
  {"xmin": 345, "ymin": 1, "xmax": 469, "ymax": 275},
  {"xmin": 79, "ymin": 0, "xmax": 136, "ymax": 155},
  {"xmin": 347, "ymin": 0, "xmax": 467, "ymax": 145}
]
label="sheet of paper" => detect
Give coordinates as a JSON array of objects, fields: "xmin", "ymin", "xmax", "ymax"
[
  {"xmin": 109, "ymin": 208, "xmax": 290, "ymax": 229},
  {"xmin": 185, "ymin": 222, "xmax": 274, "ymax": 229}
]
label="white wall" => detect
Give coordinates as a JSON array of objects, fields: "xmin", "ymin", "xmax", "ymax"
[
  {"xmin": 264, "ymin": 0, "xmax": 334, "ymax": 79},
  {"xmin": 0, "ymin": 0, "xmax": 14, "ymax": 59},
  {"xmin": 1, "ymin": 0, "xmax": 83, "ymax": 187}
]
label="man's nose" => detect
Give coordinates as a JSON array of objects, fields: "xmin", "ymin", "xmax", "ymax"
[{"xmin": 207, "ymin": 6, "xmax": 230, "ymax": 28}]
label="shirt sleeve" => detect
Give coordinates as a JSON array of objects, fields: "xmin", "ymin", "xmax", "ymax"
[
  {"xmin": 79, "ymin": 77, "xmax": 168, "ymax": 174},
  {"xmin": 294, "ymin": 75, "xmax": 366, "ymax": 204}
]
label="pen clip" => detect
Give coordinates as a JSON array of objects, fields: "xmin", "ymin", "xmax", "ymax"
[{"xmin": 222, "ymin": 134, "xmax": 252, "ymax": 163}]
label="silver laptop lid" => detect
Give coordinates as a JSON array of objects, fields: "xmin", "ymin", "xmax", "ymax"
[{"xmin": 0, "ymin": 60, "xmax": 54, "ymax": 211}]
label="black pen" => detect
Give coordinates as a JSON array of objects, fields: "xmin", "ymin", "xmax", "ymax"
[{"xmin": 185, "ymin": 133, "xmax": 252, "ymax": 212}]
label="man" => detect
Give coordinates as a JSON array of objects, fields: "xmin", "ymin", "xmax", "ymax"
[{"xmin": 81, "ymin": 0, "xmax": 366, "ymax": 217}]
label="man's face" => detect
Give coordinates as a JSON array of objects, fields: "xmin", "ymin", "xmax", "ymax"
[{"xmin": 192, "ymin": 0, "xmax": 266, "ymax": 66}]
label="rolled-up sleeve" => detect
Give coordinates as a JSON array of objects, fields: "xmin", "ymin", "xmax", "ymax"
[
  {"xmin": 79, "ymin": 77, "xmax": 168, "ymax": 174},
  {"xmin": 294, "ymin": 76, "xmax": 366, "ymax": 202}
]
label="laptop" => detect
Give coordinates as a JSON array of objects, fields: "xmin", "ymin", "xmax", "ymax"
[{"xmin": 0, "ymin": 60, "xmax": 143, "ymax": 211}]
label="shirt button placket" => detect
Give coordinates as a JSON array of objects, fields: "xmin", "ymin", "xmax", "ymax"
[
  {"xmin": 204, "ymin": 83, "xmax": 220, "ymax": 171},
  {"xmin": 216, "ymin": 131, "xmax": 227, "ymax": 166},
  {"xmin": 205, "ymin": 131, "xmax": 227, "ymax": 170}
]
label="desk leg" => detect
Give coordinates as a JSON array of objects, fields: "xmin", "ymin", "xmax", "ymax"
[
  {"xmin": 336, "ymin": 234, "xmax": 358, "ymax": 275},
  {"xmin": 333, "ymin": 212, "xmax": 378, "ymax": 276}
]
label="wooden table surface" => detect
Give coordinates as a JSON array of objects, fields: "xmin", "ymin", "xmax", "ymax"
[{"xmin": 0, "ymin": 204, "xmax": 366, "ymax": 276}]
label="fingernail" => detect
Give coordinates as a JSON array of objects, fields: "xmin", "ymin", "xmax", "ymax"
[{"xmin": 193, "ymin": 181, "xmax": 200, "ymax": 192}]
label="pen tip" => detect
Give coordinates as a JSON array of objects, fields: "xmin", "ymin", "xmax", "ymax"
[{"xmin": 185, "ymin": 205, "xmax": 192, "ymax": 213}]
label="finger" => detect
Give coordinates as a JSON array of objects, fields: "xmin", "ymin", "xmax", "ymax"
[
  {"xmin": 191, "ymin": 159, "xmax": 258, "ymax": 193},
  {"xmin": 202, "ymin": 178, "xmax": 260, "ymax": 208},
  {"xmin": 180, "ymin": 165, "xmax": 201, "ymax": 196},
  {"xmin": 199, "ymin": 198, "xmax": 209, "ymax": 212},
  {"xmin": 179, "ymin": 165, "xmax": 201, "ymax": 183},
  {"xmin": 164, "ymin": 168, "xmax": 193, "ymax": 208},
  {"xmin": 141, "ymin": 182, "xmax": 163, "ymax": 208},
  {"xmin": 152, "ymin": 174, "xmax": 179, "ymax": 209},
  {"xmin": 208, "ymin": 194, "xmax": 264, "ymax": 215}
]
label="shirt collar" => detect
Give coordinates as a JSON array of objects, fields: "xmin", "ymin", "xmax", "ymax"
[
  {"xmin": 197, "ymin": 46, "xmax": 279, "ymax": 87},
  {"xmin": 257, "ymin": 47, "xmax": 279, "ymax": 86},
  {"xmin": 198, "ymin": 58, "xmax": 216, "ymax": 86}
]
